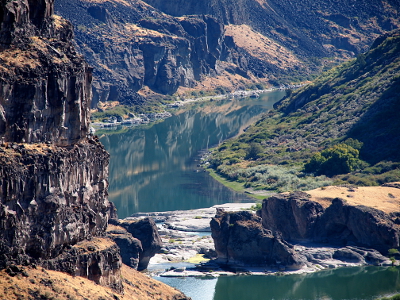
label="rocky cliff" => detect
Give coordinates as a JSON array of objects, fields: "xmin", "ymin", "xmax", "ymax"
[
  {"xmin": 142, "ymin": 0, "xmax": 400, "ymax": 60},
  {"xmin": 0, "ymin": 140, "xmax": 111, "ymax": 266},
  {"xmin": 0, "ymin": 1, "xmax": 189, "ymax": 298},
  {"xmin": 0, "ymin": 0, "xmax": 92, "ymax": 146},
  {"xmin": 260, "ymin": 192, "xmax": 400, "ymax": 253},
  {"xmin": 55, "ymin": 0, "xmax": 246, "ymax": 106},
  {"xmin": 54, "ymin": 0, "xmax": 400, "ymax": 110}
]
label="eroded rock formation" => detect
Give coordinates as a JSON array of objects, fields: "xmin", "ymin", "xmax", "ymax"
[
  {"xmin": 0, "ymin": 140, "xmax": 111, "ymax": 267},
  {"xmin": 0, "ymin": 0, "xmax": 92, "ymax": 146},
  {"xmin": 108, "ymin": 217, "xmax": 162, "ymax": 271},
  {"xmin": 210, "ymin": 192, "xmax": 397, "ymax": 270},
  {"xmin": 55, "ymin": 0, "xmax": 242, "ymax": 106},
  {"xmin": 0, "ymin": 0, "xmax": 117, "ymax": 292}
]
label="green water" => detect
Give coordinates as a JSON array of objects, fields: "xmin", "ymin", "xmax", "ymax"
[
  {"xmin": 100, "ymin": 91, "xmax": 399, "ymax": 299},
  {"xmin": 100, "ymin": 91, "xmax": 285, "ymax": 218},
  {"xmin": 157, "ymin": 266, "xmax": 400, "ymax": 300}
]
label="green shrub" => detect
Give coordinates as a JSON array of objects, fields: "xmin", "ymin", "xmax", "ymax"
[
  {"xmin": 304, "ymin": 143, "xmax": 364, "ymax": 176},
  {"xmin": 246, "ymin": 143, "xmax": 264, "ymax": 160}
]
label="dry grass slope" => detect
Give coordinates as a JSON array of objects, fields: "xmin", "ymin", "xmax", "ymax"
[{"xmin": 0, "ymin": 264, "xmax": 186, "ymax": 300}]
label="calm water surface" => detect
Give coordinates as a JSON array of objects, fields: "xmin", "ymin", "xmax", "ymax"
[
  {"xmin": 101, "ymin": 91, "xmax": 285, "ymax": 218},
  {"xmin": 157, "ymin": 266, "xmax": 400, "ymax": 300},
  {"xmin": 100, "ymin": 91, "xmax": 399, "ymax": 300}
]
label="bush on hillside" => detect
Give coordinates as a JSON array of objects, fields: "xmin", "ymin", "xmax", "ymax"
[{"xmin": 304, "ymin": 143, "xmax": 364, "ymax": 176}]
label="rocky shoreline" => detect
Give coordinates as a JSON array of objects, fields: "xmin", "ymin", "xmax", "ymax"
[{"xmin": 127, "ymin": 202, "xmax": 395, "ymax": 279}]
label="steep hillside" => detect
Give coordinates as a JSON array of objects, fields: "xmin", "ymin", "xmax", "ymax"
[
  {"xmin": 54, "ymin": 0, "xmax": 399, "ymax": 110},
  {"xmin": 207, "ymin": 30, "xmax": 400, "ymax": 191},
  {"xmin": 55, "ymin": 0, "xmax": 293, "ymax": 109},
  {"xmin": 143, "ymin": 0, "xmax": 400, "ymax": 60},
  {"xmin": 54, "ymin": 0, "xmax": 322, "ymax": 108}
]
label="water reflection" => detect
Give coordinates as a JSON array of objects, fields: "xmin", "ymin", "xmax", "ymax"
[
  {"xmin": 101, "ymin": 92, "xmax": 285, "ymax": 218},
  {"xmin": 157, "ymin": 266, "xmax": 400, "ymax": 300}
]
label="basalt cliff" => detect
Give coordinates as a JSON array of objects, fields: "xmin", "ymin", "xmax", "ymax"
[{"xmin": 0, "ymin": 1, "xmax": 187, "ymax": 299}]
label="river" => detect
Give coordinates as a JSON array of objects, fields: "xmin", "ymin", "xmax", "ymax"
[
  {"xmin": 100, "ymin": 91, "xmax": 400, "ymax": 300},
  {"xmin": 100, "ymin": 92, "xmax": 285, "ymax": 218}
]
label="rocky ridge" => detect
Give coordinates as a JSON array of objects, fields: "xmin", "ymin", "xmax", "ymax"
[{"xmin": 142, "ymin": 0, "xmax": 400, "ymax": 60}]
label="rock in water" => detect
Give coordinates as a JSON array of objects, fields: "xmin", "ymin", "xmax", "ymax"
[{"xmin": 210, "ymin": 210, "xmax": 305, "ymax": 269}]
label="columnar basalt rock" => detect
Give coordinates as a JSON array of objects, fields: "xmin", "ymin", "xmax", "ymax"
[
  {"xmin": 0, "ymin": 0, "xmax": 92, "ymax": 146},
  {"xmin": 42, "ymin": 237, "xmax": 123, "ymax": 293},
  {"xmin": 0, "ymin": 140, "xmax": 111, "ymax": 267},
  {"xmin": 0, "ymin": 0, "xmax": 118, "ymax": 291}
]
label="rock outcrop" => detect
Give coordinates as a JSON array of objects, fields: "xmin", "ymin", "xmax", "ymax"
[
  {"xmin": 260, "ymin": 192, "xmax": 400, "ymax": 253},
  {"xmin": 210, "ymin": 209, "xmax": 305, "ymax": 269},
  {"xmin": 43, "ymin": 237, "xmax": 123, "ymax": 292},
  {"xmin": 107, "ymin": 217, "xmax": 162, "ymax": 271}
]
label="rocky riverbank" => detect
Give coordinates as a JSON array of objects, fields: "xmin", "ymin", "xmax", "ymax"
[{"xmin": 126, "ymin": 200, "xmax": 395, "ymax": 278}]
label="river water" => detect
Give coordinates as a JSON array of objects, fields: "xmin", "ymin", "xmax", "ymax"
[
  {"xmin": 100, "ymin": 91, "xmax": 400, "ymax": 300},
  {"xmin": 100, "ymin": 92, "xmax": 285, "ymax": 218}
]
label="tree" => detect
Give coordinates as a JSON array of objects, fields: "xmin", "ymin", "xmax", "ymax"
[
  {"xmin": 304, "ymin": 143, "xmax": 363, "ymax": 176},
  {"xmin": 246, "ymin": 143, "xmax": 263, "ymax": 160}
]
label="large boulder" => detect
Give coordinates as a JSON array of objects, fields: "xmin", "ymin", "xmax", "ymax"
[{"xmin": 260, "ymin": 191, "xmax": 324, "ymax": 241}]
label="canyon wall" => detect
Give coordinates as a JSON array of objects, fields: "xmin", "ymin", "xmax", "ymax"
[
  {"xmin": 0, "ymin": 0, "xmax": 116, "ymax": 289},
  {"xmin": 55, "ymin": 0, "xmax": 243, "ymax": 106},
  {"xmin": 0, "ymin": 0, "xmax": 92, "ymax": 146}
]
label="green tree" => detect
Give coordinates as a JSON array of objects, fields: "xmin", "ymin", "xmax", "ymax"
[
  {"xmin": 246, "ymin": 143, "xmax": 264, "ymax": 160},
  {"xmin": 305, "ymin": 144, "xmax": 363, "ymax": 176}
]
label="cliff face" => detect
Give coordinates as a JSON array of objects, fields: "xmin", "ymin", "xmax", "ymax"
[
  {"xmin": 142, "ymin": 0, "xmax": 400, "ymax": 59},
  {"xmin": 0, "ymin": 0, "xmax": 115, "ymax": 287},
  {"xmin": 55, "ymin": 0, "xmax": 242, "ymax": 106},
  {"xmin": 0, "ymin": 140, "xmax": 111, "ymax": 266},
  {"xmin": 0, "ymin": 0, "xmax": 92, "ymax": 146}
]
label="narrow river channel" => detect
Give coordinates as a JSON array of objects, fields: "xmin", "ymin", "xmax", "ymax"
[
  {"xmin": 100, "ymin": 91, "xmax": 285, "ymax": 218},
  {"xmin": 100, "ymin": 91, "xmax": 400, "ymax": 300}
]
